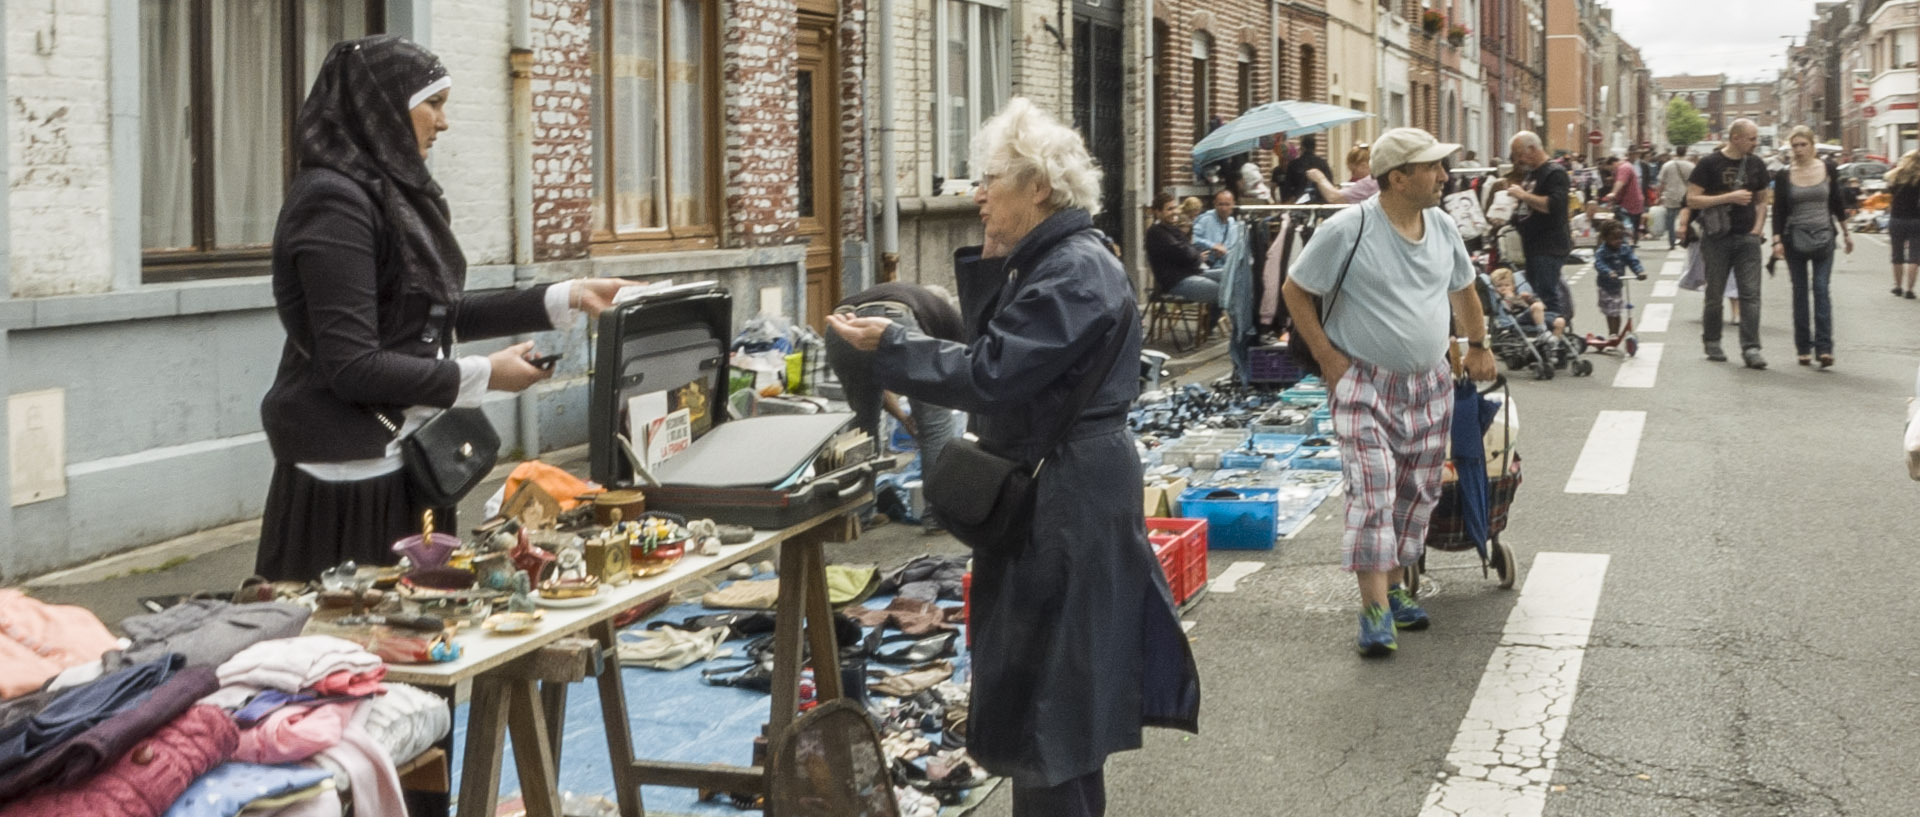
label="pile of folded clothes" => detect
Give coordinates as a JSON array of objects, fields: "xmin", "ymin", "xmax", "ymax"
[{"xmin": 0, "ymin": 593, "xmax": 448, "ymax": 817}]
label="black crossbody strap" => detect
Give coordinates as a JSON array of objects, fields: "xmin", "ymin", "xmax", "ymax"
[
  {"xmin": 1029, "ymin": 318, "xmax": 1130, "ymax": 476},
  {"xmin": 1318, "ymin": 206, "xmax": 1368, "ymax": 328}
]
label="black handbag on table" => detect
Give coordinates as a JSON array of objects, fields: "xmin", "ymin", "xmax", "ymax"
[
  {"xmin": 1287, "ymin": 206, "xmax": 1367, "ymax": 377},
  {"xmin": 379, "ymin": 407, "xmax": 501, "ymax": 508},
  {"xmin": 923, "ymin": 314, "xmax": 1130, "ymax": 559}
]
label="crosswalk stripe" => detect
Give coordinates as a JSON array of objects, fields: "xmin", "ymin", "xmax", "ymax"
[
  {"xmin": 1660, "ymin": 256, "xmax": 1685, "ymax": 277},
  {"xmin": 1419, "ymin": 553, "xmax": 1612, "ymax": 817},
  {"xmin": 1610, "ymin": 342, "xmax": 1663, "ymax": 388},
  {"xmin": 1564, "ymin": 410, "xmax": 1645, "ymax": 494},
  {"xmin": 1650, "ymin": 280, "xmax": 1679, "ymax": 298},
  {"xmin": 1638, "ymin": 302, "xmax": 1672, "ymax": 333}
]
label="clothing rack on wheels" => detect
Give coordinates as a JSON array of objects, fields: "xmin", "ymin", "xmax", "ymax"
[{"xmin": 1232, "ymin": 204, "xmax": 1351, "ymax": 383}]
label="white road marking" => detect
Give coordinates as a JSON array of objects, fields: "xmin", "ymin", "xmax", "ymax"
[
  {"xmin": 1419, "ymin": 553, "xmax": 1611, "ymax": 817},
  {"xmin": 1650, "ymin": 280, "xmax": 1679, "ymax": 298},
  {"xmin": 1209, "ymin": 561, "xmax": 1265, "ymax": 594},
  {"xmin": 1638, "ymin": 303, "xmax": 1672, "ymax": 333},
  {"xmin": 1610, "ymin": 342, "xmax": 1663, "ymax": 388},
  {"xmin": 1281, "ymin": 512, "xmax": 1320, "ymax": 540},
  {"xmin": 1564, "ymin": 411, "xmax": 1645, "ymax": 494},
  {"xmin": 1660, "ymin": 256, "xmax": 1685, "ymax": 277}
]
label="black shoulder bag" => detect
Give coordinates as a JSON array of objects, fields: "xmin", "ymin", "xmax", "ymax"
[
  {"xmin": 378, "ymin": 407, "xmax": 500, "ymax": 508},
  {"xmin": 923, "ymin": 319, "xmax": 1130, "ymax": 560},
  {"xmin": 1288, "ymin": 207, "xmax": 1367, "ymax": 377}
]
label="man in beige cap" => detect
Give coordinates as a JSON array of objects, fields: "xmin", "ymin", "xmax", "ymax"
[{"xmin": 1280, "ymin": 127, "xmax": 1495, "ymax": 658}]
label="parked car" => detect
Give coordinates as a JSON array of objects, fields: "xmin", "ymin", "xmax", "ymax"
[{"xmin": 1838, "ymin": 161, "xmax": 1890, "ymax": 192}]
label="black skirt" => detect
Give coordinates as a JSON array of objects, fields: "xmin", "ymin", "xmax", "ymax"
[{"xmin": 255, "ymin": 462, "xmax": 455, "ymax": 582}]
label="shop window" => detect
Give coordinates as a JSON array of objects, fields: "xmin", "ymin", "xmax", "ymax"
[
  {"xmin": 934, "ymin": 0, "xmax": 1010, "ymax": 182},
  {"xmin": 141, "ymin": 0, "xmax": 382, "ymax": 281},
  {"xmin": 592, "ymin": 0, "xmax": 719, "ymax": 249}
]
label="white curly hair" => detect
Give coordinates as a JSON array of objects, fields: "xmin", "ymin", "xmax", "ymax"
[{"xmin": 970, "ymin": 97, "xmax": 1104, "ymax": 216}]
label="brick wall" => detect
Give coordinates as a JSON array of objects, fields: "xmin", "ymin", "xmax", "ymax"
[
  {"xmin": 436, "ymin": 0, "xmax": 514, "ymax": 265},
  {"xmin": 723, "ymin": 0, "xmax": 799, "ymax": 248},
  {"xmin": 838, "ymin": 0, "xmax": 868, "ymax": 241},
  {"xmin": 530, "ymin": 0, "xmax": 593, "ymax": 261},
  {"xmin": 1151, "ymin": 0, "xmax": 1311, "ymax": 192},
  {"xmin": 8, "ymin": 0, "xmax": 112, "ymax": 297}
]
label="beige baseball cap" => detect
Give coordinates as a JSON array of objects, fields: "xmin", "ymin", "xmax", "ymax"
[{"xmin": 1369, "ymin": 127, "xmax": 1461, "ymax": 178}]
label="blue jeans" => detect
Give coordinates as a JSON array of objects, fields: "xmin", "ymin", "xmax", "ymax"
[
  {"xmin": 1663, "ymin": 206, "xmax": 1681, "ymax": 247},
  {"xmin": 1166, "ymin": 269, "xmax": 1223, "ymax": 304},
  {"xmin": 1524, "ymin": 254, "xmax": 1569, "ymax": 318},
  {"xmin": 1701, "ymin": 233, "xmax": 1765, "ymax": 351},
  {"xmin": 1785, "ymin": 247, "xmax": 1834, "ymax": 356}
]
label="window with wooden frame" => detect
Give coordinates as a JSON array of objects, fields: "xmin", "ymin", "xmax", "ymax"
[
  {"xmin": 934, "ymin": 0, "xmax": 1011, "ymax": 183},
  {"xmin": 1236, "ymin": 44, "xmax": 1255, "ymax": 115},
  {"xmin": 591, "ymin": 0, "xmax": 720, "ymax": 251},
  {"xmin": 1192, "ymin": 31, "xmax": 1213, "ymax": 142},
  {"xmin": 141, "ymin": 0, "xmax": 383, "ymax": 281}
]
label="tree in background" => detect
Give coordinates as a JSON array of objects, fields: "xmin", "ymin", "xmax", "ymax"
[{"xmin": 1665, "ymin": 97, "xmax": 1708, "ymax": 150}]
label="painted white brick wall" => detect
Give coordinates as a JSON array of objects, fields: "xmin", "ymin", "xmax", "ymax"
[
  {"xmin": 434, "ymin": 0, "xmax": 515, "ymax": 266},
  {"xmin": 8, "ymin": 0, "xmax": 112, "ymax": 297}
]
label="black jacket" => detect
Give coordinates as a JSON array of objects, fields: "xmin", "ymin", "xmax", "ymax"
[
  {"xmin": 1770, "ymin": 161, "xmax": 1849, "ymax": 246},
  {"xmin": 1144, "ymin": 221, "xmax": 1205, "ymax": 295},
  {"xmin": 261, "ymin": 168, "xmax": 555, "ymax": 463}
]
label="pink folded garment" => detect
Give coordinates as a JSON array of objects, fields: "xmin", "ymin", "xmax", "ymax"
[
  {"xmin": 0, "ymin": 590, "xmax": 121, "ymax": 699},
  {"xmin": 309, "ymin": 666, "xmax": 386, "ymax": 698},
  {"xmin": 0, "ymin": 705, "xmax": 238, "ymax": 817},
  {"xmin": 234, "ymin": 700, "xmax": 360, "ymax": 765}
]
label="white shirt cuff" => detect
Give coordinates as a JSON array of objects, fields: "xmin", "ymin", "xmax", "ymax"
[
  {"xmin": 545, "ymin": 281, "xmax": 577, "ymax": 329},
  {"xmin": 455, "ymin": 356, "xmax": 492, "ymax": 408}
]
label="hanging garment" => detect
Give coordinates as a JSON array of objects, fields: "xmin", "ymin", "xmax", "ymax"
[{"xmin": 1258, "ymin": 214, "xmax": 1292, "ymax": 327}]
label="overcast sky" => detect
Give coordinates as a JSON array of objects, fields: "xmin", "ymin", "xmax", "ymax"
[{"xmin": 1604, "ymin": 0, "xmax": 1828, "ymax": 83}]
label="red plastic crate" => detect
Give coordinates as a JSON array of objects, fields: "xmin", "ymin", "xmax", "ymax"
[
  {"xmin": 961, "ymin": 572, "xmax": 972, "ymax": 647},
  {"xmin": 1147, "ymin": 517, "xmax": 1207, "ymax": 603}
]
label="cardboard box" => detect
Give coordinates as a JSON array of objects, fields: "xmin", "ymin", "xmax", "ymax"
[{"xmin": 1143, "ymin": 476, "xmax": 1189, "ymax": 518}]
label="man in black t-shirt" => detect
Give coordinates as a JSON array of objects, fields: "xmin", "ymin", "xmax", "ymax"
[
  {"xmin": 1499, "ymin": 131, "xmax": 1574, "ymax": 318},
  {"xmin": 1687, "ymin": 119, "xmax": 1773, "ymax": 368}
]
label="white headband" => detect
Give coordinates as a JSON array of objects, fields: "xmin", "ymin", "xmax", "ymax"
[{"xmin": 408, "ymin": 76, "xmax": 452, "ymax": 110}]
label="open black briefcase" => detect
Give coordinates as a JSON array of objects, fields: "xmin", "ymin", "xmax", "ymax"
[{"xmin": 588, "ymin": 282, "xmax": 878, "ymax": 529}]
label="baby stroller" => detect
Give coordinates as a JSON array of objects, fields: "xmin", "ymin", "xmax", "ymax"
[
  {"xmin": 1404, "ymin": 377, "xmax": 1522, "ymax": 594},
  {"xmin": 1478, "ymin": 273, "xmax": 1594, "ymax": 379}
]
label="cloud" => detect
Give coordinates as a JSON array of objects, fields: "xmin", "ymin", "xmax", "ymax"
[{"xmin": 1604, "ymin": 0, "xmax": 1825, "ymax": 80}]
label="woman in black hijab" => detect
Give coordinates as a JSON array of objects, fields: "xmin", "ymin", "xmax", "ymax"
[{"xmin": 256, "ymin": 35, "xmax": 635, "ymax": 582}]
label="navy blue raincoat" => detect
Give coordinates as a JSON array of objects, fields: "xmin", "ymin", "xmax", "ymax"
[{"xmin": 873, "ymin": 208, "xmax": 1202, "ymax": 787}]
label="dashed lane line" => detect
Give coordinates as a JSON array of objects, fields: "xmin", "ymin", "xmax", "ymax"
[
  {"xmin": 1563, "ymin": 410, "xmax": 1645, "ymax": 495},
  {"xmin": 1609, "ymin": 342, "xmax": 1663, "ymax": 388},
  {"xmin": 1637, "ymin": 303, "xmax": 1672, "ymax": 333},
  {"xmin": 1418, "ymin": 553, "xmax": 1612, "ymax": 817}
]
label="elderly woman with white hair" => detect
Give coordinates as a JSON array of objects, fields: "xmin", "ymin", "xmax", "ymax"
[{"xmin": 828, "ymin": 98, "xmax": 1200, "ymax": 816}]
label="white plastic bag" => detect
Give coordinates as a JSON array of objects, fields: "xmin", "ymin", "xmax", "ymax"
[
  {"xmin": 1443, "ymin": 191, "xmax": 1490, "ymax": 240},
  {"xmin": 1485, "ymin": 189, "xmax": 1518, "ymax": 224},
  {"xmin": 1485, "ymin": 392, "xmax": 1519, "ymax": 471},
  {"xmin": 1905, "ymin": 364, "xmax": 1920, "ymax": 480}
]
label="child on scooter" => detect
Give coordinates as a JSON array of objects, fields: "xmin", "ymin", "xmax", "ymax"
[{"xmin": 1592, "ymin": 220, "xmax": 1646, "ymax": 339}]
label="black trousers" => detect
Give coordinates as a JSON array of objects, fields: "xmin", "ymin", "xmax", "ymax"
[{"xmin": 1012, "ymin": 768, "xmax": 1106, "ymax": 817}]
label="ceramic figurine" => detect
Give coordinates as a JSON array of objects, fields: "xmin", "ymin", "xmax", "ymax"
[{"xmin": 507, "ymin": 572, "xmax": 537, "ymax": 614}]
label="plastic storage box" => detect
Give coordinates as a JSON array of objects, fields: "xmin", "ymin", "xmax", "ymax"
[
  {"xmin": 1289, "ymin": 445, "xmax": 1342, "ymax": 471},
  {"xmin": 1146, "ymin": 517, "xmax": 1208, "ymax": 602},
  {"xmin": 1178, "ymin": 487, "xmax": 1280, "ymax": 550},
  {"xmin": 1247, "ymin": 345, "xmax": 1304, "ymax": 385}
]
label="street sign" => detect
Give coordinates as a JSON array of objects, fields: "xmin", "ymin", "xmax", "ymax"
[
  {"xmin": 1587, "ymin": 129, "xmax": 1603, "ymax": 145},
  {"xmin": 1865, "ymin": 105, "xmax": 1878, "ymax": 118}
]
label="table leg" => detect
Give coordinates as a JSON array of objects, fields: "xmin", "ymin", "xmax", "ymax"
[
  {"xmin": 590, "ymin": 618, "xmax": 648, "ymax": 817},
  {"xmin": 508, "ymin": 679, "xmax": 563, "ymax": 817},
  {"xmin": 800, "ymin": 538, "xmax": 843, "ymax": 702},
  {"xmin": 767, "ymin": 537, "xmax": 812, "ymax": 741},
  {"xmin": 456, "ymin": 678, "xmax": 511, "ymax": 817},
  {"xmin": 539, "ymin": 680, "xmax": 569, "ymax": 771}
]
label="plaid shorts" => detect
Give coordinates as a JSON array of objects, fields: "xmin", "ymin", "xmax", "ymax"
[
  {"xmin": 1329, "ymin": 359, "xmax": 1454, "ymax": 574},
  {"xmin": 1596, "ymin": 288, "xmax": 1626, "ymax": 318}
]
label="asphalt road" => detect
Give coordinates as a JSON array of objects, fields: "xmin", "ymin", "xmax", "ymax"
[{"xmin": 30, "ymin": 237, "xmax": 1920, "ymax": 816}]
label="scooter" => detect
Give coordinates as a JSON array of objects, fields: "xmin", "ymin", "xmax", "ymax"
[{"xmin": 1581, "ymin": 272, "xmax": 1643, "ymax": 357}]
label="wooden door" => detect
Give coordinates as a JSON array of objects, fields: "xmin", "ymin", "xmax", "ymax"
[{"xmin": 796, "ymin": 17, "xmax": 842, "ymax": 330}]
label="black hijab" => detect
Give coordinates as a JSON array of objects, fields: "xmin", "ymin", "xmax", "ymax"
[{"xmin": 294, "ymin": 35, "xmax": 461, "ymax": 302}]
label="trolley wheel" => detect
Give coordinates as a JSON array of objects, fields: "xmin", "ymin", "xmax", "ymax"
[
  {"xmin": 1572, "ymin": 359, "xmax": 1594, "ymax": 377},
  {"xmin": 1624, "ymin": 335, "xmax": 1639, "ymax": 357},
  {"xmin": 1534, "ymin": 361, "xmax": 1554, "ymax": 380},
  {"xmin": 1491, "ymin": 540, "xmax": 1517, "ymax": 589},
  {"xmin": 1402, "ymin": 553, "xmax": 1427, "ymax": 596}
]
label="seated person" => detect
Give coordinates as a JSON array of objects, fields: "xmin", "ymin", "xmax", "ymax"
[
  {"xmin": 1145, "ymin": 191, "xmax": 1222, "ymax": 307},
  {"xmin": 1590, "ymin": 220, "xmax": 1647, "ymax": 338},
  {"xmin": 1490, "ymin": 267, "xmax": 1566, "ymax": 339}
]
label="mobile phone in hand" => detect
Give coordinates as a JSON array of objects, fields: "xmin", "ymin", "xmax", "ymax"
[{"xmin": 526, "ymin": 352, "xmax": 563, "ymax": 371}]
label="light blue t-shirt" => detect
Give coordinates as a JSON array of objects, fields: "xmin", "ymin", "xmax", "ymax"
[{"xmin": 1287, "ymin": 197, "xmax": 1475, "ymax": 373}]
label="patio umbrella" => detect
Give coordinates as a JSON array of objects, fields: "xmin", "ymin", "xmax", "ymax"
[{"xmin": 1190, "ymin": 100, "xmax": 1373, "ymax": 170}]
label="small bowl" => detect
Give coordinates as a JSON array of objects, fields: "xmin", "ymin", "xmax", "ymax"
[
  {"xmin": 393, "ymin": 533, "xmax": 463, "ymax": 570},
  {"xmin": 483, "ymin": 610, "xmax": 544, "ymax": 634}
]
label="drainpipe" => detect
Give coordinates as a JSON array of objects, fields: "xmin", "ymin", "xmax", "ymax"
[
  {"xmin": 878, "ymin": 0, "xmax": 899, "ymax": 280},
  {"xmin": 511, "ymin": 0, "xmax": 540, "ymax": 456}
]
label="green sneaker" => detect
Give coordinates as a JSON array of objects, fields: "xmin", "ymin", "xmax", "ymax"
[
  {"xmin": 1357, "ymin": 604, "xmax": 1397, "ymax": 657},
  {"xmin": 1388, "ymin": 586, "xmax": 1431, "ymax": 631}
]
